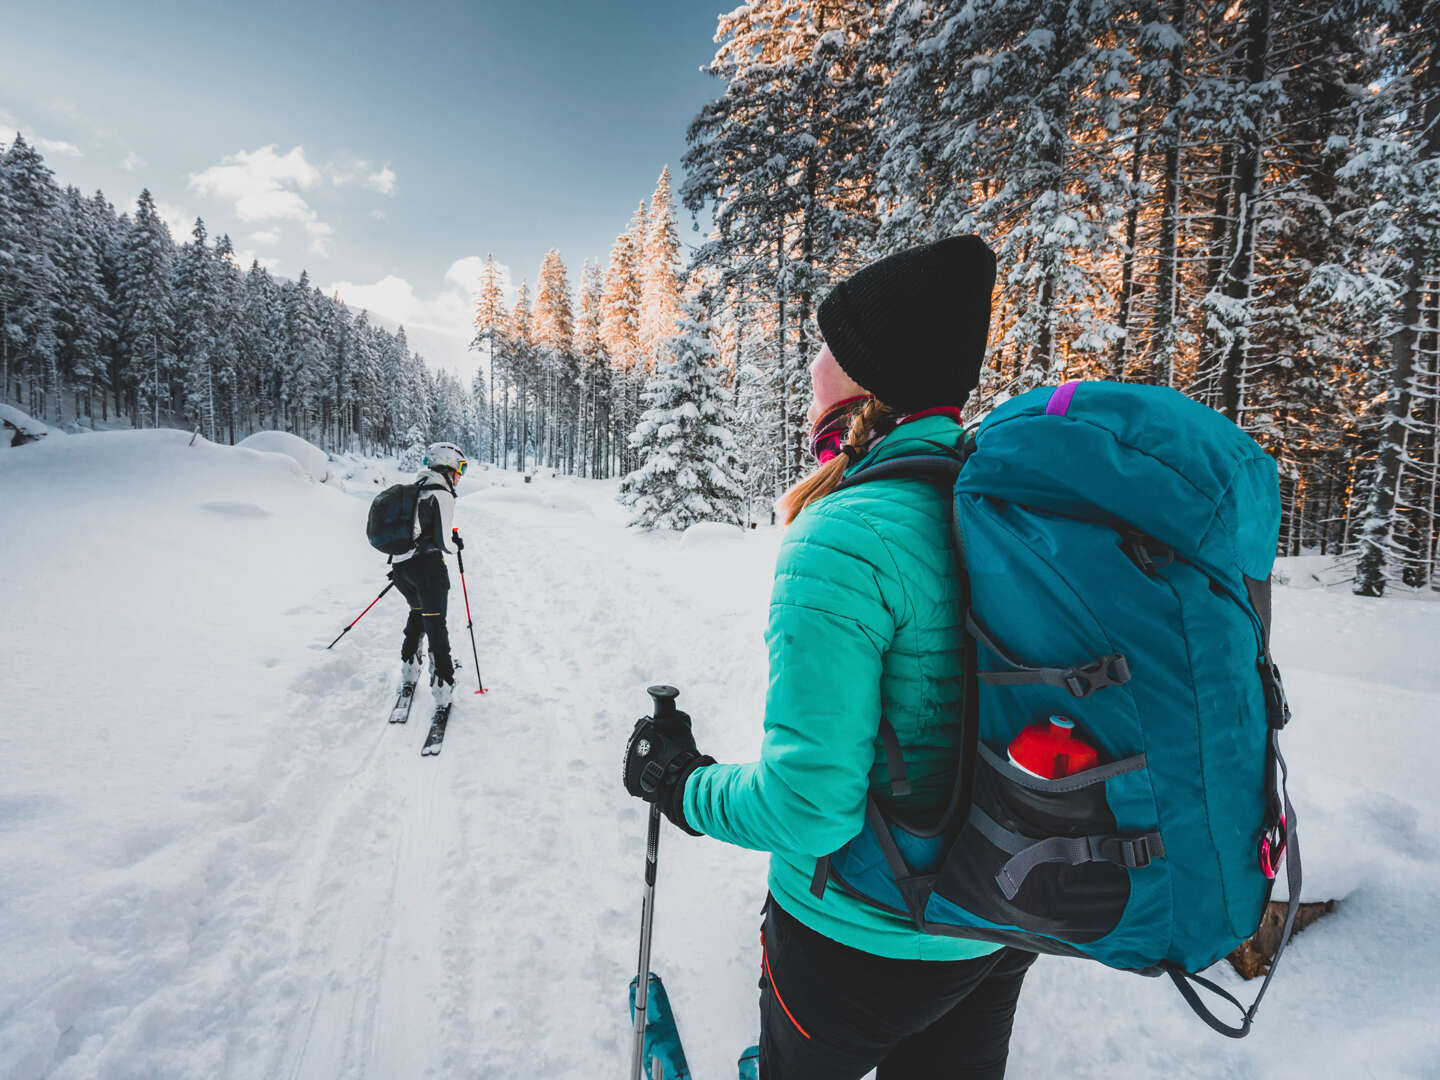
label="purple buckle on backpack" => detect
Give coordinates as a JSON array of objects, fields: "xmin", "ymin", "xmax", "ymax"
[{"xmin": 1046, "ymin": 380, "xmax": 1082, "ymax": 416}]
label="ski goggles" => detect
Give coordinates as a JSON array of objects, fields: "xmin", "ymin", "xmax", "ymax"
[{"xmin": 455, "ymin": 460, "xmax": 467, "ymax": 476}]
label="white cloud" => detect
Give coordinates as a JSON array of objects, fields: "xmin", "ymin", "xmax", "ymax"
[
  {"xmin": 35, "ymin": 136, "xmax": 82, "ymax": 157},
  {"xmin": 444, "ymin": 257, "xmax": 486, "ymax": 295},
  {"xmin": 155, "ymin": 202, "xmax": 196, "ymax": 242},
  {"xmin": 327, "ymin": 258, "xmax": 516, "ymax": 380},
  {"xmin": 188, "ymin": 144, "xmax": 395, "ymax": 257},
  {"xmin": 331, "ymin": 260, "xmax": 529, "ymax": 385},
  {"xmin": 328, "ymin": 273, "xmax": 470, "ymax": 342},
  {"xmin": 326, "ymin": 157, "xmax": 366, "ymax": 186},
  {"xmin": 305, "ymin": 219, "xmax": 334, "ymax": 256},
  {"xmin": 327, "ymin": 157, "xmax": 397, "ymax": 196},
  {"xmin": 0, "ymin": 113, "xmax": 84, "ymax": 158},
  {"xmin": 365, "ymin": 164, "xmax": 397, "ymax": 195},
  {"xmin": 188, "ymin": 144, "xmax": 325, "ymax": 224},
  {"xmin": 371, "ymin": 209, "xmax": 390, "ymax": 223},
  {"xmin": 233, "ymin": 248, "xmax": 280, "ymax": 272},
  {"xmin": 122, "ymin": 150, "xmax": 147, "ymax": 171},
  {"xmin": 445, "ymin": 256, "xmax": 516, "ymax": 307}
]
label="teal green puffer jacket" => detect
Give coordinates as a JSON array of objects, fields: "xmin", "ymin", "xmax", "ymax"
[{"xmin": 684, "ymin": 414, "xmax": 1000, "ymax": 961}]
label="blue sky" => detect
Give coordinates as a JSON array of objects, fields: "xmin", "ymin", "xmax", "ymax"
[{"xmin": 1, "ymin": 0, "xmax": 723, "ymax": 375}]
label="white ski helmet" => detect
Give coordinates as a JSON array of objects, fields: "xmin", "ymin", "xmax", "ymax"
[{"xmin": 423, "ymin": 441, "xmax": 467, "ymax": 476}]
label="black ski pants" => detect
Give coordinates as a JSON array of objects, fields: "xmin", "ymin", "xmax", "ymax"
[
  {"xmin": 391, "ymin": 552, "xmax": 453, "ymax": 683},
  {"xmin": 758, "ymin": 897, "xmax": 1035, "ymax": 1080}
]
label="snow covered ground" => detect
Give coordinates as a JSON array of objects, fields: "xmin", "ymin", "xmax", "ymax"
[{"xmin": 1, "ymin": 427, "xmax": 1437, "ymax": 1079}]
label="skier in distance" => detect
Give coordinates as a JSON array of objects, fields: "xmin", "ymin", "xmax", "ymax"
[
  {"xmin": 391, "ymin": 441, "xmax": 468, "ymax": 712},
  {"xmin": 623, "ymin": 238, "xmax": 1035, "ymax": 1078}
]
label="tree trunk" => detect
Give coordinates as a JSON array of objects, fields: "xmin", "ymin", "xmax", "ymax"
[
  {"xmin": 1217, "ymin": 0, "xmax": 1270, "ymax": 424},
  {"xmin": 520, "ymin": 369, "xmax": 529, "ymax": 472},
  {"xmin": 1113, "ymin": 126, "xmax": 1147, "ymax": 381},
  {"xmin": 775, "ymin": 226, "xmax": 790, "ymax": 487},
  {"xmin": 1154, "ymin": 0, "xmax": 1187, "ymax": 387},
  {"xmin": 1355, "ymin": 262, "xmax": 1425, "ymax": 595},
  {"xmin": 1427, "ymin": 280, "xmax": 1440, "ymax": 589}
]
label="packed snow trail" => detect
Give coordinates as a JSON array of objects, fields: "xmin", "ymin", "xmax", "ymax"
[{"xmin": 2, "ymin": 431, "xmax": 1439, "ymax": 1078}]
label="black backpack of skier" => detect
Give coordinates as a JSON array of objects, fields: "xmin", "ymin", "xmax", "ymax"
[{"xmin": 366, "ymin": 479, "xmax": 444, "ymax": 555}]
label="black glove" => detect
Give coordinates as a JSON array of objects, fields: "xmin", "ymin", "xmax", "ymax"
[
  {"xmin": 451, "ymin": 530, "xmax": 465, "ymax": 550},
  {"xmin": 624, "ymin": 708, "xmax": 714, "ymax": 836}
]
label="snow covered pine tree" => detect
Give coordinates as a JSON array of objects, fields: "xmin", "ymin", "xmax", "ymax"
[{"xmin": 619, "ymin": 301, "xmax": 744, "ymax": 530}]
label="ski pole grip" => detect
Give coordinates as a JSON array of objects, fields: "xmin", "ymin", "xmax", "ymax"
[{"xmin": 647, "ymin": 685, "xmax": 679, "ymax": 721}]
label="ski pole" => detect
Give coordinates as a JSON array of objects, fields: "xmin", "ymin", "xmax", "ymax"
[
  {"xmin": 326, "ymin": 580, "xmax": 395, "ymax": 649},
  {"xmin": 631, "ymin": 684, "xmax": 678, "ymax": 1080},
  {"xmin": 452, "ymin": 529, "xmax": 486, "ymax": 694}
]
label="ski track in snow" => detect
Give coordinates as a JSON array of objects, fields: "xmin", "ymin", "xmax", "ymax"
[{"xmin": 4, "ymin": 435, "xmax": 1440, "ymax": 1079}]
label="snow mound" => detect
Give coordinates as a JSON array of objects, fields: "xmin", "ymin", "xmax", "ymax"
[
  {"xmin": 237, "ymin": 430, "xmax": 330, "ymax": 482},
  {"xmin": 0, "ymin": 427, "xmax": 379, "ymax": 1079},
  {"xmin": 474, "ymin": 486, "xmax": 595, "ymax": 515},
  {"xmin": 1274, "ymin": 554, "xmax": 1355, "ymax": 590},
  {"xmin": 327, "ymin": 451, "xmax": 400, "ymax": 494},
  {"xmin": 1, "ymin": 402, "xmax": 56, "ymax": 448},
  {"xmin": 679, "ymin": 521, "xmax": 745, "ymax": 548}
]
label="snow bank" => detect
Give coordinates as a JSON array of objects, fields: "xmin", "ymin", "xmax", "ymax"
[
  {"xmin": 0, "ymin": 428, "xmax": 379, "ymax": 1079},
  {"xmin": 1, "ymin": 402, "xmax": 56, "ymax": 448},
  {"xmin": 327, "ymin": 452, "xmax": 399, "ymax": 492},
  {"xmin": 467, "ymin": 470, "xmax": 612, "ymax": 517},
  {"xmin": 1273, "ymin": 554, "xmax": 1353, "ymax": 590},
  {"xmin": 237, "ymin": 430, "xmax": 330, "ymax": 483},
  {"xmin": 679, "ymin": 521, "xmax": 746, "ymax": 548}
]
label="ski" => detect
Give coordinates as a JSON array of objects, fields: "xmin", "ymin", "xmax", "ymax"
[
  {"xmin": 628, "ymin": 973, "xmax": 691, "ymax": 1079},
  {"xmin": 738, "ymin": 1046, "xmax": 758, "ymax": 1080},
  {"xmin": 420, "ymin": 703, "xmax": 452, "ymax": 756},
  {"xmin": 388, "ymin": 681, "xmax": 418, "ymax": 724}
]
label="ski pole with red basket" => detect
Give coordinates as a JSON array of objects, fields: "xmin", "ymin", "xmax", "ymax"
[{"xmin": 452, "ymin": 529, "xmax": 486, "ymax": 694}]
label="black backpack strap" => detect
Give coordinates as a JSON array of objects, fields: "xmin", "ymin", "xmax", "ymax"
[
  {"xmin": 877, "ymin": 716, "xmax": 912, "ymax": 798},
  {"xmin": 966, "ymin": 611, "xmax": 1132, "ymax": 698},
  {"xmin": 995, "ymin": 830, "xmax": 1166, "ymax": 901},
  {"xmin": 809, "ymin": 854, "xmax": 831, "ymax": 899},
  {"xmin": 812, "ymin": 716, "xmax": 912, "ymax": 899},
  {"xmin": 833, "ymin": 453, "xmax": 965, "ymax": 493},
  {"xmin": 1165, "ymin": 738, "xmax": 1301, "ymax": 1038}
]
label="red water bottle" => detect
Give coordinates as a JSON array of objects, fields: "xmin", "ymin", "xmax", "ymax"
[{"xmin": 1007, "ymin": 715, "xmax": 1099, "ymax": 780}]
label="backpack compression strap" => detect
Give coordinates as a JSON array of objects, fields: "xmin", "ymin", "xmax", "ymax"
[{"xmin": 966, "ymin": 610, "xmax": 1133, "ymax": 698}]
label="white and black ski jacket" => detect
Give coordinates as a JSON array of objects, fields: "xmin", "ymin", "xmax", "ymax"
[{"xmin": 391, "ymin": 467, "xmax": 456, "ymax": 563}]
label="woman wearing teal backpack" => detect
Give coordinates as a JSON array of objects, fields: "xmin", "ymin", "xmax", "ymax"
[{"xmin": 624, "ymin": 236, "xmax": 1036, "ymax": 1079}]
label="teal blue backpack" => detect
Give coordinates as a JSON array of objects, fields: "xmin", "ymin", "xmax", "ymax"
[{"xmin": 810, "ymin": 380, "xmax": 1300, "ymax": 1039}]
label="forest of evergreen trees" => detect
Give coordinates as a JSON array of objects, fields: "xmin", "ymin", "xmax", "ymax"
[
  {"xmin": 0, "ymin": 133, "xmax": 685, "ymax": 481},
  {"xmin": 674, "ymin": 0, "xmax": 1437, "ymax": 595},
  {"xmin": 0, "ymin": 135, "xmax": 471, "ymax": 456},
  {"xmin": 468, "ymin": 166, "xmax": 689, "ymax": 480},
  {"xmin": 3, "ymin": 0, "xmax": 1436, "ymax": 594}
]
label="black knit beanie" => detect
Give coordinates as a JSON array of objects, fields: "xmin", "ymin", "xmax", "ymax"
[{"xmin": 816, "ymin": 235, "xmax": 996, "ymax": 412}]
